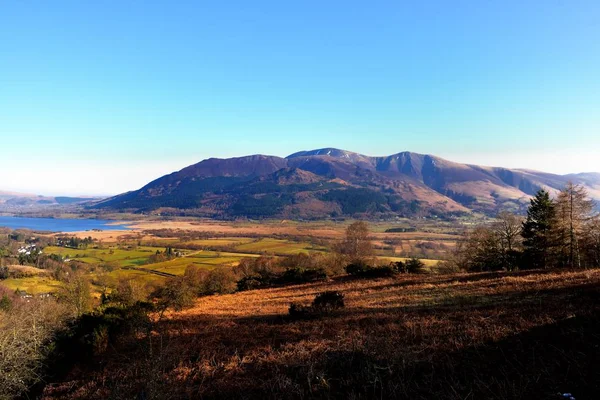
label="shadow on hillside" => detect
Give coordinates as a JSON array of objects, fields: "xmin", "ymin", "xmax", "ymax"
[
  {"xmin": 265, "ymin": 268, "xmax": 580, "ymax": 301},
  {"xmin": 229, "ymin": 279, "xmax": 600, "ymax": 329},
  {"xmin": 412, "ymin": 311, "xmax": 600, "ymax": 399},
  {"xmin": 35, "ymin": 276, "xmax": 600, "ymax": 399},
  {"xmin": 159, "ymin": 308, "xmax": 600, "ymax": 399}
]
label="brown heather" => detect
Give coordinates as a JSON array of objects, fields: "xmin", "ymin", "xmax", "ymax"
[{"xmin": 43, "ymin": 269, "xmax": 600, "ymax": 399}]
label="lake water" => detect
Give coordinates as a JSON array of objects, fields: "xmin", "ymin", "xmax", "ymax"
[{"xmin": 0, "ymin": 216, "xmax": 131, "ymax": 232}]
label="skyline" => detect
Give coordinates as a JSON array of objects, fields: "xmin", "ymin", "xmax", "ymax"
[
  {"xmin": 1, "ymin": 146, "xmax": 598, "ymax": 197},
  {"xmin": 1, "ymin": 1, "xmax": 599, "ymax": 195}
]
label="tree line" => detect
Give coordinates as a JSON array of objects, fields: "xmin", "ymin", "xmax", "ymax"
[{"xmin": 449, "ymin": 182, "xmax": 600, "ymax": 271}]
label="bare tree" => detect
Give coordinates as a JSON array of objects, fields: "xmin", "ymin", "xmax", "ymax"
[
  {"xmin": 493, "ymin": 211, "xmax": 523, "ymax": 271},
  {"xmin": 582, "ymin": 216, "xmax": 600, "ymax": 267},
  {"xmin": 554, "ymin": 182, "xmax": 595, "ymax": 268},
  {"xmin": 0, "ymin": 296, "xmax": 68, "ymax": 399},
  {"xmin": 335, "ymin": 221, "xmax": 374, "ymax": 263},
  {"xmin": 58, "ymin": 273, "xmax": 92, "ymax": 317}
]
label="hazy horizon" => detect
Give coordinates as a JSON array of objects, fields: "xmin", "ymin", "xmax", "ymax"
[
  {"xmin": 2, "ymin": 146, "xmax": 599, "ymax": 197},
  {"xmin": 1, "ymin": 1, "xmax": 599, "ymax": 196}
]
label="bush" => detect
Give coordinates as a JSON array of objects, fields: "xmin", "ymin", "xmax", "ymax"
[
  {"xmin": 153, "ymin": 278, "xmax": 196, "ymax": 313},
  {"xmin": 279, "ymin": 267, "xmax": 327, "ymax": 285},
  {"xmin": 346, "ymin": 262, "xmax": 396, "ymax": 278},
  {"xmin": 346, "ymin": 262, "xmax": 369, "ymax": 275},
  {"xmin": 237, "ymin": 267, "xmax": 327, "ymax": 291},
  {"xmin": 405, "ymin": 257, "xmax": 426, "ymax": 273},
  {"xmin": 393, "ymin": 258, "xmax": 426, "ymax": 274},
  {"xmin": 289, "ymin": 291, "xmax": 345, "ymax": 319},
  {"xmin": 237, "ymin": 275, "xmax": 268, "ymax": 291},
  {"xmin": 312, "ymin": 291, "xmax": 345, "ymax": 312},
  {"xmin": 203, "ymin": 267, "xmax": 237, "ymax": 294},
  {"xmin": 0, "ymin": 294, "xmax": 12, "ymax": 311}
]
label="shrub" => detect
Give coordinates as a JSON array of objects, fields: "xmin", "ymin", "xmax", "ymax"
[
  {"xmin": 363, "ymin": 265, "xmax": 396, "ymax": 277},
  {"xmin": 237, "ymin": 276, "xmax": 268, "ymax": 291},
  {"xmin": 346, "ymin": 262, "xmax": 396, "ymax": 278},
  {"xmin": 346, "ymin": 262, "xmax": 369, "ymax": 275},
  {"xmin": 153, "ymin": 278, "xmax": 196, "ymax": 313},
  {"xmin": 203, "ymin": 267, "xmax": 237, "ymax": 295},
  {"xmin": 289, "ymin": 291, "xmax": 345, "ymax": 319},
  {"xmin": 237, "ymin": 267, "xmax": 327, "ymax": 291},
  {"xmin": 392, "ymin": 261, "xmax": 407, "ymax": 273},
  {"xmin": 312, "ymin": 291, "xmax": 345, "ymax": 312},
  {"xmin": 405, "ymin": 257, "xmax": 426, "ymax": 273},
  {"xmin": 0, "ymin": 294, "xmax": 12, "ymax": 311},
  {"xmin": 279, "ymin": 267, "xmax": 327, "ymax": 284}
]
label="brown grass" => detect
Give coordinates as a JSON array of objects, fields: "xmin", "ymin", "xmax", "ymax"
[{"xmin": 42, "ymin": 269, "xmax": 600, "ymax": 399}]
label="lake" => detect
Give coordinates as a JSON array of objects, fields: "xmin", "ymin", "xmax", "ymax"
[{"xmin": 0, "ymin": 216, "xmax": 132, "ymax": 232}]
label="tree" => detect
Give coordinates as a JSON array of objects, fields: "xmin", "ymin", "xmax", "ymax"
[
  {"xmin": 493, "ymin": 211, "xmax": 523, "ymax": 271},
  {"xmin": 336, "ymin": 221, "xmax": 374, "ymax": 263},
  {"xmin": 454, "ymin": 226, "xmax": 503, "ymax": 272},
  {"xmin": 405, "ymin": 257, "xmax": 426, "ymax": 273},
  {"xmin": 59, "ymin": 274, "xmax": 92, "ymax": 317},
  {"xmin": 522, "ymin": 189, "xmax": 556, "ymax": 269},
  {"xmin": 202, "ymin": 267, "xmax": 236, "ymax": 294},
  {"xmin": 554, "ymin": 182, "xmax": 595, "ymax": 268},
  {"xmin": 153, "ymin": 277, "xmax": 196, "ymax": 315},
  {"xmin": 0, "ymin": 296, "xmax": 68, "ymax": 399},
  {"xmin": 582, "ymin": 216, "xmax": 600, "ymax": 267},
  {"xmin": 110, "ymin": 278, "xmax": 149, "ymax": 306}
]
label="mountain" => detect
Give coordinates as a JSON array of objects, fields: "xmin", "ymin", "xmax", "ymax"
[
  {"xmin": 0, "ymin": 191, "xmax": 98, "ymax": 210},
  {"xmin": 93, "ymin": 149, "xmax": 600, "ymax": 219}
]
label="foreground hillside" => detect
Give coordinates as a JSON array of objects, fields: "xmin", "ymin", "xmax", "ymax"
[
  {"xmin": 43, "ymin": 269, "xmax": 600, "ymax": 399},
  {"xmin": 93, "ymin": 148, "xmax": 600, "ymax": 218}
]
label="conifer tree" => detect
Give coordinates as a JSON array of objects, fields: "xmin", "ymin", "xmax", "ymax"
[{"xmin": 522, "ymin": 189, "xmax": 556, "ymax": 269}]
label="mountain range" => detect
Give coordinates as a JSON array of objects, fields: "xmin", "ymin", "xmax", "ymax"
[
  {"xmin": 93, "ymin": 148, "xmax": 600, "ymax": 219},
  {"xmin": 0, "ymin": 191, "xmax": 97, "ymax": 209}
]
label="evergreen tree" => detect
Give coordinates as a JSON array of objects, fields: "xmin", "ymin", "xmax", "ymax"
[{"xmin": 522, "ymin": 189, "xmax": 556, "ymax": 269}]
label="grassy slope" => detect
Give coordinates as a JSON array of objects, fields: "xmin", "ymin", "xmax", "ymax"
[
  {"xmin": 43, "ymin": 268, "xmax": 600, "ymax": 399},
  {"xmin": 2, "ymin": 276, "xmax": 62, "ymax": 294}
]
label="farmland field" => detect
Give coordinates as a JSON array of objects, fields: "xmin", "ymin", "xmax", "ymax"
[
  {"xmin": 233, "ymin": 238, "xmax": 327, "ymax": 254},
  {"xmin": 1, "ymin": 219, "xmax": 465, "ymax": 296},
  {"xmin": 1, "ymin": 275, "xmax": 62, "ymax": 294}
]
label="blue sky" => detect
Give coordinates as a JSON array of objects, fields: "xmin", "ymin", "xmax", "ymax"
[{"xmin": 1, "ymin": 1, "xmax": 599, "ymax": 195}]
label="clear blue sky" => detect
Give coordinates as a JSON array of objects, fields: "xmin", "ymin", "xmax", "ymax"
[{"xmin": 1, "ymin": 1, "xmax": 599, "ymax": 195}]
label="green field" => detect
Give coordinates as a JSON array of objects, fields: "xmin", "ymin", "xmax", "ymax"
[
  {"xmin": 187, "ymin": 238, "xmax": 255, "ymax": 247},
  {"xmin": 44, "ymin": 246, "xmax": 164, "ymax": 267},
  {"xmin": 39, "ymin": 245, "xmax": 265, "ymax": 289},
  {"xmin": 2, "ymin": 276, "xmax": 62, "ymax": 294},
  {"xmin": 129, "ymin": 250, "xmax": 260, "ymax": 276},
  {"xmin": 3, "ymin": 233, "xmax": 441, "ymax": 296},
  {"xmin": 234, "ymin": 238, "xmax": 326, "ymax": 255}
]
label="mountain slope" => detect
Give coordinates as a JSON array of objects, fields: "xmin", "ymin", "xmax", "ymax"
[{"xmin": 93, "ymin": 148, "xmax": 600, "ymax": 218}]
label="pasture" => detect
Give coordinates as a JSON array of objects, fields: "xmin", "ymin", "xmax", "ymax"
[{"xmin": 2, "ymin": 219, "xmax": 465, "ymax": 296}]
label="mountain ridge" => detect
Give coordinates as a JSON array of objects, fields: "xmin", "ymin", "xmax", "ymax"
[{"xmin": 93, "ymin": 148, "xmax": 600, "ymax": 219}]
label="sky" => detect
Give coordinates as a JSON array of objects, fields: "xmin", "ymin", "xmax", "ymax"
[{"xmin": 1, "ymin": 1, "xmax": 599, "ymax": 196}]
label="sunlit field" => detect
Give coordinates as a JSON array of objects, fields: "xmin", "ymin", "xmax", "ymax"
[{"xmin": 42, "ymin": 268, "xmax": 600, "ymax": 399}]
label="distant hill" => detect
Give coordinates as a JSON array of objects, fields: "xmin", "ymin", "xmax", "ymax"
[
  {"xmin": 93, "ymin": 148, "xmax": 600, "ymax": 219},
  {"xmin": 0, "ymin": 191, "xmax": 98, "ymax": 209}
]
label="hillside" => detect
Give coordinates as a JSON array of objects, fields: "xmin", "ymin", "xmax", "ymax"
[
  {"xmin": 93, "ymin": 148, "xmax": 600, "ymax": 218},
  {"xmin": 0, "ymin": 190, "xmax": 98, "ymax": 210},
  {"xmin": 41, "ymin": 268, "xmax": 600, "ymax": 399}
]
